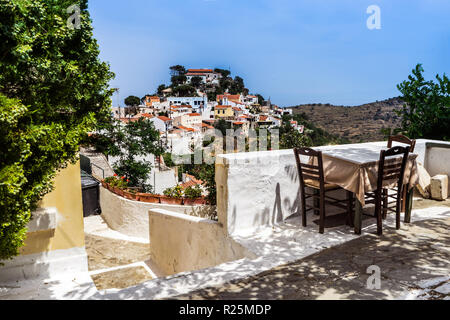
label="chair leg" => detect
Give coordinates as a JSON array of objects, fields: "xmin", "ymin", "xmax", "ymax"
[
  {"xmin": 375, "ymin": 190, "xmax": 383, "ymax": 235},
  {"xmin": 319, "ymin": 190, "xmax": 325, "ymax": 234},
  {"xmin": 382, "ymin": 189, "xmax": 388, "ymax": 219},
  {"xmin": 396, "ymin": 189, "xmax": 402, "ymax": 230},
  {"xmin": 301, "ymin": 187, "xmax": 307, "ymax": 227}
]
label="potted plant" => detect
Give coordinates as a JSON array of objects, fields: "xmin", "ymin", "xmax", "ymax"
[
  {"xmin": 183, "ymin": 185, "xmax": 203, "ymax": 205},
  {"xmin": 138, "ymin": 193, "xmax": 160, "ymax": 203},
  {"xmin": 160, "ymin": 185, "xmax": 184, "ymax": 205},
  {"xmin": 123, "ymin": 188, "xmax": 139, "ymax": 201}
]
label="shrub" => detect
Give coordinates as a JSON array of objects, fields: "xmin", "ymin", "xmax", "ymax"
[
  {"xmin": 184, "ymin": 185, "xmax": 202, "ymax": 199},
  {"xmin": 0, "ymin": 0, "xmax": 114, "ymax": 260},
  {"xmin": 163, "ymin": 185, "xmax": 184, "ymax": 198}
]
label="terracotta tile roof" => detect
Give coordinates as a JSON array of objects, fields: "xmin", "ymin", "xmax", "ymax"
[
  {"xmin": 200, "ymin": 123, "xmax": 214, "ymax": 129},
  {"xmin": 216, "ymin": 94, "xmax": 241, "ymax": 101},
  {"xmin": 186, "ymin": 73, "xmax": 207, "ymax": 76},
  {"xmin": 176, "ymin": 125, "xmax": 195, "ymax": 132},
  {"xmin": 187, "ymin": 69, "xmax": 213, "ymax": 73},
  {"xmin": 232, "ymin": 107, "xmax": 242, "ymax": 111},
  {"xmin": 180, "ymin": 174, "xmax": 204, "ymax": 189},
  {"xmin": 188, "ymin": 113, "xmax": 201, "ymax": 117},
  {"xmin": 158, "ymin": 116, "xmax": 171, "ymax": 122},
  {"xmin": 233, "ymin": 121, "xmax": 245, "ymax": 125},
  {"xmin": 259, "ymin": 115, "xmax": 268, "ymax": 121},
  {"xmin": 216, "ymin": 105, "xmax": 232, "ymax": 109}
]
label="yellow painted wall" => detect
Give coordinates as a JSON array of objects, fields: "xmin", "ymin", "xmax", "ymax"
[
  {"xmin": 20, "ymin": 160, "xmax": 85, "ymax": 255},
  {"xmin": 214, "ymin": 107, "xmax": 233, "ymax": 118}
]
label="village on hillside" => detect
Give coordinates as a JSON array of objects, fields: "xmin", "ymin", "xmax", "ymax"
[{"xmin": 93, "ymin": 67, "xmax": 299, "ymax": 196}]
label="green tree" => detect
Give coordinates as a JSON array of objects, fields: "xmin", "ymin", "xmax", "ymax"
[
  {"xmin": 172, "ymin": 84, "xmax": 197, "ymax": 97},
  {"xmin": 256, "ymin": 94, "xmax": 265, "ymax": 105},
  {"xmin": 169, "ymin": 65, "xmax": 186, "ymax": 76},
  {"xmin": 214, "ymin": 68, "xmax": 231, "ymax": 78},
  {"xmin": 396, "ymin": 64, "xmax": 450, "ymax": 141},
  {"xmin": 157, "ymin": 84, "xmax": 166, "ymax": 96},
  {"xmin": 171, "ymin": 75, "xmax": 187, "ymax": 87},
  {"xmin": 190, "ymin": 76, "xmax": 203, "ymax": 88},
  {"xmin": 0, "ymin": 0, "xmax": 114, "ymax": 260},
  {"xmin": 97, "ymin": 118, "xmax": 163, "ymax": 192},
  {"xmin": 124, "ymin": 95, "xmax": 140, "ymax": 107}
]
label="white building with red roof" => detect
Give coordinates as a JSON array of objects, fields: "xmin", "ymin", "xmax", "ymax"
[{"xmin": 185, "ymin": 69, "xmax": 221, "ymax": 85}]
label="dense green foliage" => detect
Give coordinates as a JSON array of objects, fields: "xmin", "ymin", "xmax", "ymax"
[
  {"xmin": 396, "ymin": 64, "xmax": 450, "ymax": 141},
  {"xmin": 184, "ymin": 185, "xmax": 202, "ymax": 199},
  {"xmin": 0, "ymin": 0, "xmax": 114, "ymax": 260},
  {"xmin": 124, "ymin": 95, "xmax": 140, "ymax": 107}
]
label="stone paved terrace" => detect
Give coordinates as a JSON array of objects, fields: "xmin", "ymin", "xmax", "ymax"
[
  {"xmin": 88, "ymin": 199, "xmax": 450, "ymax": 300},
  {"xmin": 0, "ymin": 197, "xmax": 448, "ymax": 300},
  {"xmin": 173, "ymin": 216, "xmax": 450, "ymax": 300}
]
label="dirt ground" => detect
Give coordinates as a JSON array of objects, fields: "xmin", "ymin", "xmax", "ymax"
[
  {"xmin": 91, "ymin": 266, "xmax": 153, "ymax": 291},
  {"xmin": 172, "ymin": 218, "xmax": 450, "ymax": 300},
  {"xmin": 84, "ymin": 234, "xmax": 152, "ymax": 290},
  {"xmin": 85, "ymin": 234, "xmax": 150, "ymax": 271}
]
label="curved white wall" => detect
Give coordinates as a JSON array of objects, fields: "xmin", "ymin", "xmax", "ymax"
[{"xmin": 99, "ymin": 187, "xmax": 213, "ymax": 240}]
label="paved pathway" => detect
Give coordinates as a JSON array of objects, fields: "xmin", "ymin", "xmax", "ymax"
[{"xmin": 173, "ymin": 218, "xmax": 450, "ymax": 300}]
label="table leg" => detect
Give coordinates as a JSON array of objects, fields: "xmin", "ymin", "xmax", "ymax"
[
  {"xmin": 354, "ymin": 199, "xmax": 363, "ymax": 235},
  {"xmin": 404, "ymin": 185, "xmax": 413, "ymax": 223}
]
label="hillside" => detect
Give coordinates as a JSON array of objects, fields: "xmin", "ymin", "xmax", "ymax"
[{"xmin": 289, "ymin": 97, "xmax": 404, "ymax": 143}]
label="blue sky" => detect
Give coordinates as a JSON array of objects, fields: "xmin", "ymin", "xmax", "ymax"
[{"xmin": 88, "ymin": 0, "xmax": 450, "ymax": 107}]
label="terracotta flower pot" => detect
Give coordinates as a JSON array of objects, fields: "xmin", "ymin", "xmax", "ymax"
[
  {"xmin": 193, "ymin": 198, "xmax": 207, "ymax": 205},
  {"xmin": 184, "ymin": 198, "xmax": 207, "ymax": 205},
  {"xmin": 182, "ymin": 198, "xmax": 196, "ymax": 206},
  {"xmin": 113, "ymin": 186, "xmax": 124, "ymax": 197},
  {"xmin": 138, "ymin": 193, "xmax": 160, "ymax": 203},
  {"xmin": 160, "ymin": 196, "xmax": 183, "ymax": 205},
  {"xmin": 123, "ymin": 190, "xmax": 138, "ymax": 201}
]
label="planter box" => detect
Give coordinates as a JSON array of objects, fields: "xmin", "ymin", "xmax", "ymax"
[
  {"xmin": 113, "ymin": 187, "xmax": 125, "ymax": 197},
  {"xmin": 183, "ymin": 198, "xmax": 206, "ymax": 205},
  {"xmin": 123, "ymin": 190, "xmax": 138, "ymax": 201},
  {"xmin": 160, "ymin": 196, "xmax": 183, "ymax": 205},
  {"xmin": 138, "ymin": 193, "xmax": 160, "ymax": 203},
  {"xmin": 101, "ymin": 180, "xmax": 108, "ymax": 189}
]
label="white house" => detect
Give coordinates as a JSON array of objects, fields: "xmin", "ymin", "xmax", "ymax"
[
  {"xmin": 172, "ymin": 112, "xmax": 202, "ymax": 129},
  {"xmin": 185, "ymin": 69, "xmax": 221, "ymax": 85},
  {"xmin": 150, "ymin": 115, "xmax": 173, "ymax": 132},
  {"xmin": 167, "ymin": 96, "xmax": 208, "ymax": 113}
]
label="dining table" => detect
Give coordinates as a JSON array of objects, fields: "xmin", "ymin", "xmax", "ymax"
[{"xmin": 311, "ymin": 142, "xmax": 420, "ymax": 234}]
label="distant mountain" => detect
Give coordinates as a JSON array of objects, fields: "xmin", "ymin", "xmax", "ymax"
[{"xmin": 288, "ymin": 97, "xmax": 404, "ymax": 143}]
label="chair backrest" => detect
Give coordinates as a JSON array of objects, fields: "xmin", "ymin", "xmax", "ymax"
[
  {"xmin": 377, "ymin": 146, "xmax": 410, "ymax": 191},
  {"xmin": 293, "ymin": 147, "xmax": 325, "ymax": 190},
  {"xmin": 387, "ymin": 134, "xmax": 416, "ymax": 153}
]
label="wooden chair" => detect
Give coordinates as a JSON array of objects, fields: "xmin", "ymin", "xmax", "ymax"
[
  {"xmin": 364, "ymin": 146, "xmax": 410, "ymax": 235},
  {"xmin": 387, "ymin": 134, "xmax": 416, "ymax": 213},
  {"xmin": 294, "ymin": 147, "xmax": 354, "ymax": 234}
]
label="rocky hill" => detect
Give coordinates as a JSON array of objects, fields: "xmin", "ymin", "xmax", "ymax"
[{"xmin": 289, "ymin": 97, "xmax": 404, "ymax": 143}]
